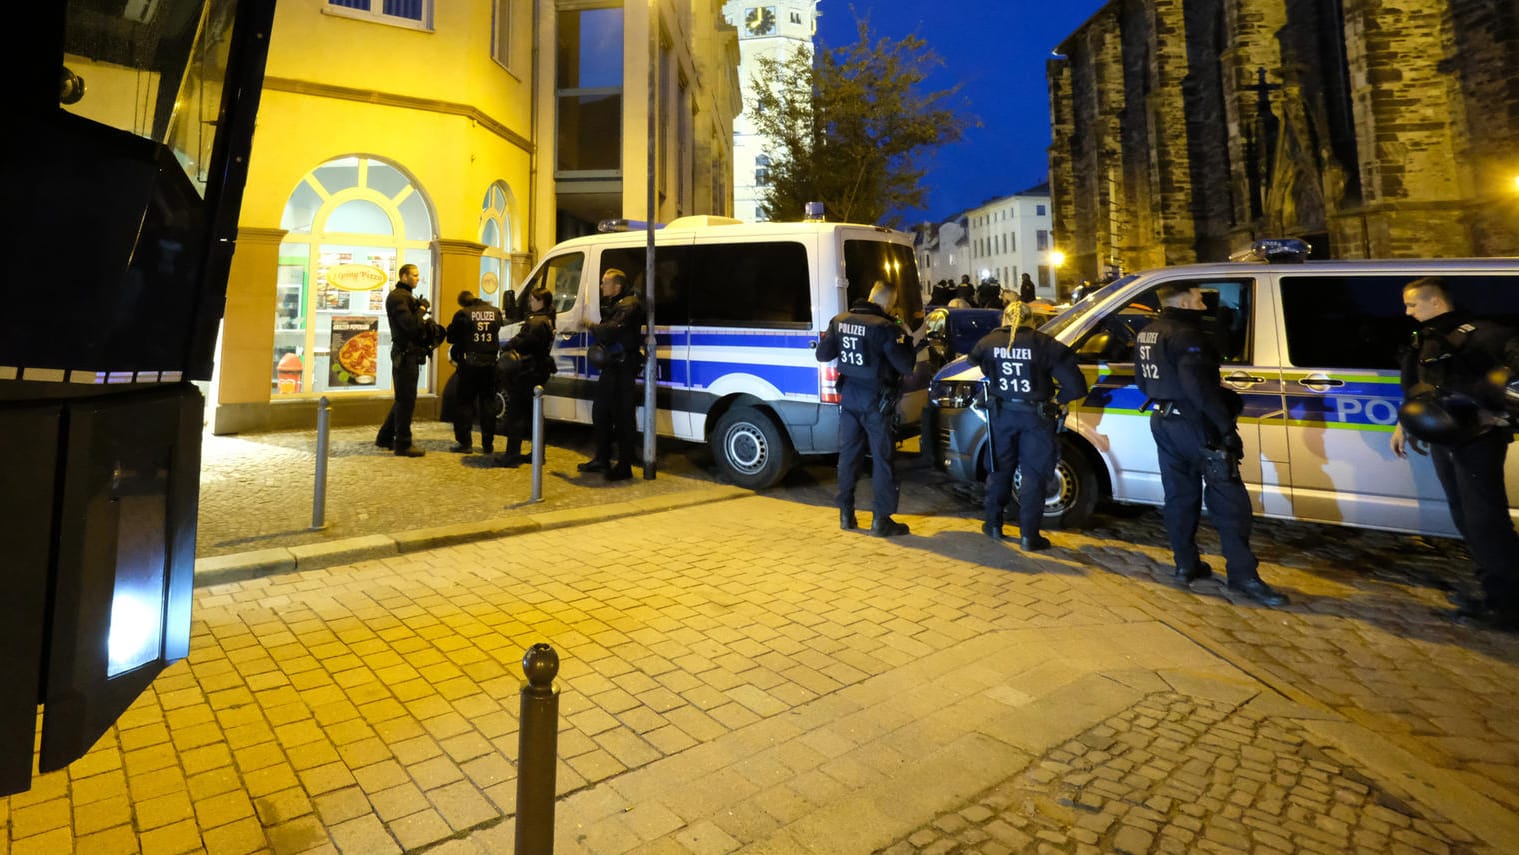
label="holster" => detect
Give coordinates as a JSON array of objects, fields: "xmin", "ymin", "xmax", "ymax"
[{"xmin": 1201, "ymin": 446, "xmax": 1241, "ymax": 484}]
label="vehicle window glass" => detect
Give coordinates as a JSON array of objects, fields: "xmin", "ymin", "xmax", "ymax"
[
  {"xmin": 690, "ymin": 242, "xmax": 809, "ymax": 327},
  {"xmin": 1071, "ymin": 278, "xmax": 1253, "ymax": 365},
  {"xmin": 520, "ymin": 252, "xmax": 583, "ymax": 315},
  {"xmin": 600, "ymin": 246, "xmax": 691, "ymax": 324},
  {"xmin": 845, "ymin": 240, "xmax": 925, "ymax": 328},
  {"xmin": 1280, "ymin": 274, "xmax": 1519, "ymax": 369}
]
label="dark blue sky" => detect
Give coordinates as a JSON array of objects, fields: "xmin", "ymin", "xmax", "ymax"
[{"xmin": 814, "ymin": 1, "xmax": 1111, "ymax": 223}]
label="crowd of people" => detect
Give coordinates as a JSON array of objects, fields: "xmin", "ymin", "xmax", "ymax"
[{"xmin": 375, "ymin": 268, "xmax": 1519, "ymax": 630}]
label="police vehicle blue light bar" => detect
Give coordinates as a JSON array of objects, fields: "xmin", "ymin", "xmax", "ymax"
[
  {"xmin": 597, "ymin": 219, "xmax": 665, "ymax": 233},
  {"xmin": 1229, "ymin": 238, "xmax": 1310, "ymax": 263}
]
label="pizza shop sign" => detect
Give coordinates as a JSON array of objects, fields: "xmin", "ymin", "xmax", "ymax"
[{"xmin": 327, "ymin": 263, "xmax": 389, "ymax": 292}]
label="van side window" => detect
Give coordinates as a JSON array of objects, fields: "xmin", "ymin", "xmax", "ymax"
[
  {"xmin": 520, "ymin": 252, "xmax": 585, "ymax": 315},
  {"xmin": 1071, "ymin": 278, "xmax": 1253, "ymax": 365},
  {"xmin": 1280, "ymin": 274, "xmax": 1519, "ymax": 369},
  {"xmin": 691, "ymin": 241, "xmax": 809, "ymax": 327},
  {"xmin": 600, "ymin": 246, "xmax": 692, "ymax": 324}
]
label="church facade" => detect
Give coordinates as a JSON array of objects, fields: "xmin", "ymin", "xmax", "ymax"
[{"xmin": 1047, "ymin": 0, "xmax": 1519, "ymax": 282}]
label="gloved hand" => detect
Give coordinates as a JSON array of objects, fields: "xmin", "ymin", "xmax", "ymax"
[{"xmin": 1221, "ymin": 432, "xmax": 1244, "ymax": 459}]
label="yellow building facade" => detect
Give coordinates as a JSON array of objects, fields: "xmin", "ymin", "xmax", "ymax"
[{"xmin": 213, "ymin": 0, "xmax": 739, "ymax": 433}]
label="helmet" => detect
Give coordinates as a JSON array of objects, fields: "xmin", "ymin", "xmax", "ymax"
[
  {"xmin": 496, "ymin": 348, "xmax": 525, "ymax": 381},
  {"xmin": 1398, "ymin": 389, "xmax": 1484, "ymax": 444}
]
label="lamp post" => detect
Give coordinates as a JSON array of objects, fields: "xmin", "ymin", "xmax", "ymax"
[{"xmin": 643, "ymin": 0, "xmax": 658, "ymax": 479}]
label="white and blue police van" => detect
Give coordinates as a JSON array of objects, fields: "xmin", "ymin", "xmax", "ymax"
[
  {"xmin": 924, "ymin": 242, "xmax": 1519, "ymax": 536},
  {"xmin": 505, "ymin": 215, "xmax": 928, "ymax": 488}
]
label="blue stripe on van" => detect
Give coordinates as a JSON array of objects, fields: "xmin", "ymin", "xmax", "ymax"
[
  {"xmin": 688, "ymin": 360, "xmax": 819, "ymax": 395},
  {"xmin": 688, "ymin": 332, "xmax": 817, "ymax": 349}
]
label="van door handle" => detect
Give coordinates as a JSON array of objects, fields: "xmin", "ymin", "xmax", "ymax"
[
  {"xmin": 1224, "ymin": 371, "xmax": 1265, "ymax": 385},
  {"xmin": 1297, "ymin": 376, "xmax": 1345, "ymax": 390}
]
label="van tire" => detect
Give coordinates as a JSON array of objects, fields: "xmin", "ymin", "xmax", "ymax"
[
  {"xmin": 712, "ymin": 406, "xmax": 793, "ymax": 490},
  {"xmin": 1009, "ymin": 436, "xmax": 1099, "ymax": 530}
]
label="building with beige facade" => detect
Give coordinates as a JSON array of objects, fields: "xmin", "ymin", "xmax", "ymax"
[
  {"xmin": 213, "ymin": 0, "xmax": 740, "ymax": 434},
  {"xmin": 1047, "ymin": 0, "xmax": 1519, "ymax": 285}
]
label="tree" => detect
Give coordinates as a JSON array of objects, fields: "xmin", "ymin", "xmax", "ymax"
[{"xmin": 748, "ymin": 17, "xmax": 972, "ymax": 228}]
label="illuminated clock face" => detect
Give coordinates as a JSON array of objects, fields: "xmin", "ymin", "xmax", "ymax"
[{"xmin": 745, "ymin": 5, "xmax": 777, "ymax": 36}]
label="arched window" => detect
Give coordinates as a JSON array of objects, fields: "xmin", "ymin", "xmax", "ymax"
[
  {"xmin": 478, "ymin": 181, "xmax": 518, "ymax": 315},
  {"xmin": 273, "ymin": 156, "xmax": 436, "ymax": 396}
]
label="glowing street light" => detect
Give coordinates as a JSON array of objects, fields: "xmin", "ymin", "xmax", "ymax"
[{"xmin": 1050, "ymin": 249, "xmax": 1067, "ymax": 268}]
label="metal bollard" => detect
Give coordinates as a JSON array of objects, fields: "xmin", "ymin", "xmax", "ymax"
[
  {"xmin": 529, "ymin": 386, "xmax": 545, "ymax": 503},
  {"xmin": 516, "ymin": 643, "xmax": 560, "ymax": 855},
  {"xmin": 311, "ymin": 396, "xmax": 330, "ymax": 530}
]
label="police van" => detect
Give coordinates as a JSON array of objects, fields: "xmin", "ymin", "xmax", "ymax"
[
  {"xmin": 924, "ymin": 245, "xmax": 1519, "ymax": 537},
  {"xmin": 506, "ymin": 215, "xmax": 926, "ymax": 488}
]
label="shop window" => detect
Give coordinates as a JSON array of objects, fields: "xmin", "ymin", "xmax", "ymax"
[{"xmin": 273, "ymin": 156, "xmax": 435, "ymax": 398}]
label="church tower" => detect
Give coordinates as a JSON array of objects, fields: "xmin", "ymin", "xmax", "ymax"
[{"xmin": 722, "ymin": 1, "xmax": 821, "ymax": 222}]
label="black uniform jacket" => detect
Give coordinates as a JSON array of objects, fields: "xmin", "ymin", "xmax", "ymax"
[
  {"xmin": 1135, "ymin": 306, "xmax": 1237, "ymax": 442},
  {"xmin": 815, "ymin": 301, "xmax": 915, "ymax": 409},
  {"xmin": 592, "ymin": 289, "xmax": 646, "ymax": 358},
  {"xmin": 1400, "ymin": 309, "xmax": 1519, "ymax": 400},
  {"xmin": 386, "ymin": 285, "xmax": 426, "ymax": 352},
  {"xmin": 505, "ymin": 310, "xmax": 557, "ymax": 380},
  {"xmin": 967, "ymin": 326, "xmax": 1088, "ymax": 405},
  {"xmin": 447, "ymin": 302, "xmax": 505, "ymax": 363}
]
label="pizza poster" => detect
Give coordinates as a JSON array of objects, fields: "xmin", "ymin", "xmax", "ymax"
[{"xmin": 329, "ymin": 316, "xmax": 379, "ymax": 386}]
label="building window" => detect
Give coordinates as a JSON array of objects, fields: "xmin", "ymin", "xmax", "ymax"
[
  {"xmin": 326, "ymin": 0, "xmax": 431, "ymax": 28},
  {"xmin": 755, "ymin": 167, "xmax": 770, "ymax": 186},
  {"xmin": 479, "ymin": 182, "xmax": 517, "ymax": 315},
  {"xmin": 1037, "ymin": 229, "xmax": 1050, "ymax": 251},
  {"xmin": 1038, "ymin": 265, "xmax": 1051, "ymax": 288},
  {"xmin": 1009, "ymin": 234, "xmax": 1016, "ymax": 252},
  {"xmin": 275, "ymin": 156, "xmax": 436, "ymax": 398},
  {"xmin": 556, "ymin": 7, "xmax": 623, "ymax": 174},
  {"xmin": 491, "ymin": 0, "xmax": 512, "ymax": 70},
  {"xmin": 1036, "ymin": 204, "xmax": 1047, "ymax": 216}
]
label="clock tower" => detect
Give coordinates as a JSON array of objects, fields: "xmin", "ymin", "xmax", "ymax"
[{"xmin": 722, "ymin": 0, "xmax": 821, "ymax": 222}]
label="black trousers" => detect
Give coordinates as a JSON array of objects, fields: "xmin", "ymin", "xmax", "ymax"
[
  {"xmin": 453, "ymin": 363, "xmax": 498, "ymax": 450},
  {"xmin": 1151, "ymin": 412, "xmax": 1259, "ymax": 584},
  {"xmin": 1432, "ymin": 430, "xmax": 1519, "ymax": 614},
  {"xmin": 503, "ymin": 373, "xmax": 544, "ymax": 454},
  {"xmin": 592, "ymin": 359, "xmax": 638, "ymax": 465},
  {"xmin": 984, "ymin": 404, "xmax": 1057, "ymax": 536},
  {"xmin": 837, "ymin": 402, "xmax": 898, "ymax": 518},
  {"xmin": 377, "ymin": 351, "xmax": 421, "ymax": 450}
]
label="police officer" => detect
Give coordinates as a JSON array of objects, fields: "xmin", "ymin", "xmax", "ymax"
[
  {"xmin": 816, "ymin": 280, "xmax": 916, "ymax": 536},
  {"xmin": 446, "ymin": 290, "xmax": 505, "ymax": 454},
  {"xmin": 497, "ymin": 286, "xmax": 556, "ymax": 468},
  {"xmin": 1135, "ymin": 283, "xmax": 1287, "ymax": 606},
  {"xmin": 1392, "ymin": 276, "xmax": 1519, "ymax": 630},
  {"xmin": 578, "ymin": 268, "xmax": 645, "ymax": 482},
  {"xmin": 968, "ymin": 299, "xmax": 1088, "ymax": 551},
  {"xmin": 376, "ymin": 264, "xmax": 429, "ymax": 457}
]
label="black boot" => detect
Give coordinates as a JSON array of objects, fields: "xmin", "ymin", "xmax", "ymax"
[
  {"xmin": 840, "ymin": 508, "xmax": 857, "ymax": 531},
  {"xmin": 871, "ymin": 516, "xmax": 910, "ymax": 537}
]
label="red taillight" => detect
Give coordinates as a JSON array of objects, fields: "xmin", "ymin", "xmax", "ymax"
[{"xmin": 819, "ymin": 364, "xmax": 840, "ymax": 403}]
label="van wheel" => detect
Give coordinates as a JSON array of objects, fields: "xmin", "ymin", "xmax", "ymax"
[
  {"xmin": 1010, "ymin": 438, "xmax": 1099, "ymax": 530},
  {"xmin": 712, "ymin": 406, "xmax": 793, "ymax": 489}
]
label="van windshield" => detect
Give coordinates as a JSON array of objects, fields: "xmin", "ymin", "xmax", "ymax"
[{"xmin": 844, "ymin": 240, "xmax": 924, "ymax": 327}]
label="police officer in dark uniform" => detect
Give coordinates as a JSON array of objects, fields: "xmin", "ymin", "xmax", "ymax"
[
  {"xmin": 376, "ymin": 263, "xmax": 429, "ymax": 457},
  {"xmin": 578, "ymin": 268, "xmax": 645, "ymax": 482},
  {"xmin": 1135, "ymin": 283, "xmax": 1287, "ymax": 606},
  {"xmin": 816, "ymin": 281, "xmax": 916, "ymax": 536},
  {"xmin": 497, "ymin": 286, "xmax": 557, "ymax": 467},
  {"xmin": 1393, "ymin": 276, "xmax": 1519, "ymax": 630},
  {"xmin": 446, "ymin": 290, "xmax": 505, "ymax": 454},
  {"xmin": 968, "ymin": 299, "xmax": 1089, "ymax": 551}
]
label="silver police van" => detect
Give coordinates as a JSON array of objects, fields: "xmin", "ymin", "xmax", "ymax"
[{"xmin": 923, "ymin": 249, "xmax": 1519, "ymax": 536}]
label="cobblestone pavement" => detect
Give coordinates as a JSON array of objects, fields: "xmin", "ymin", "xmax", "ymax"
[
  {"xmin": 5, "ymin": 429, "xmax": 1519, "ymax": 854},
  {"xmin": 884, "ymin": 692, "xmax": 1478, "ymax": 854}
]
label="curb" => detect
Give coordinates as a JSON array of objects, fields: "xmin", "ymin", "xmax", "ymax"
[{"xmin": 193, "ymin": 484, "xmax": 752, "ymax": 588}]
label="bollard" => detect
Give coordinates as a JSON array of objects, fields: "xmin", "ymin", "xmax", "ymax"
[
  {"xmin": 311, "ymin": 396, "xmax": 330, "ymax": 530},
  {"xmin": 516, "ymin": 643, "xmax": 560, "ymax": 855},
  {"xmin": 529, "ymin": 386, "xmax": 545, "ymax": 503}
]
